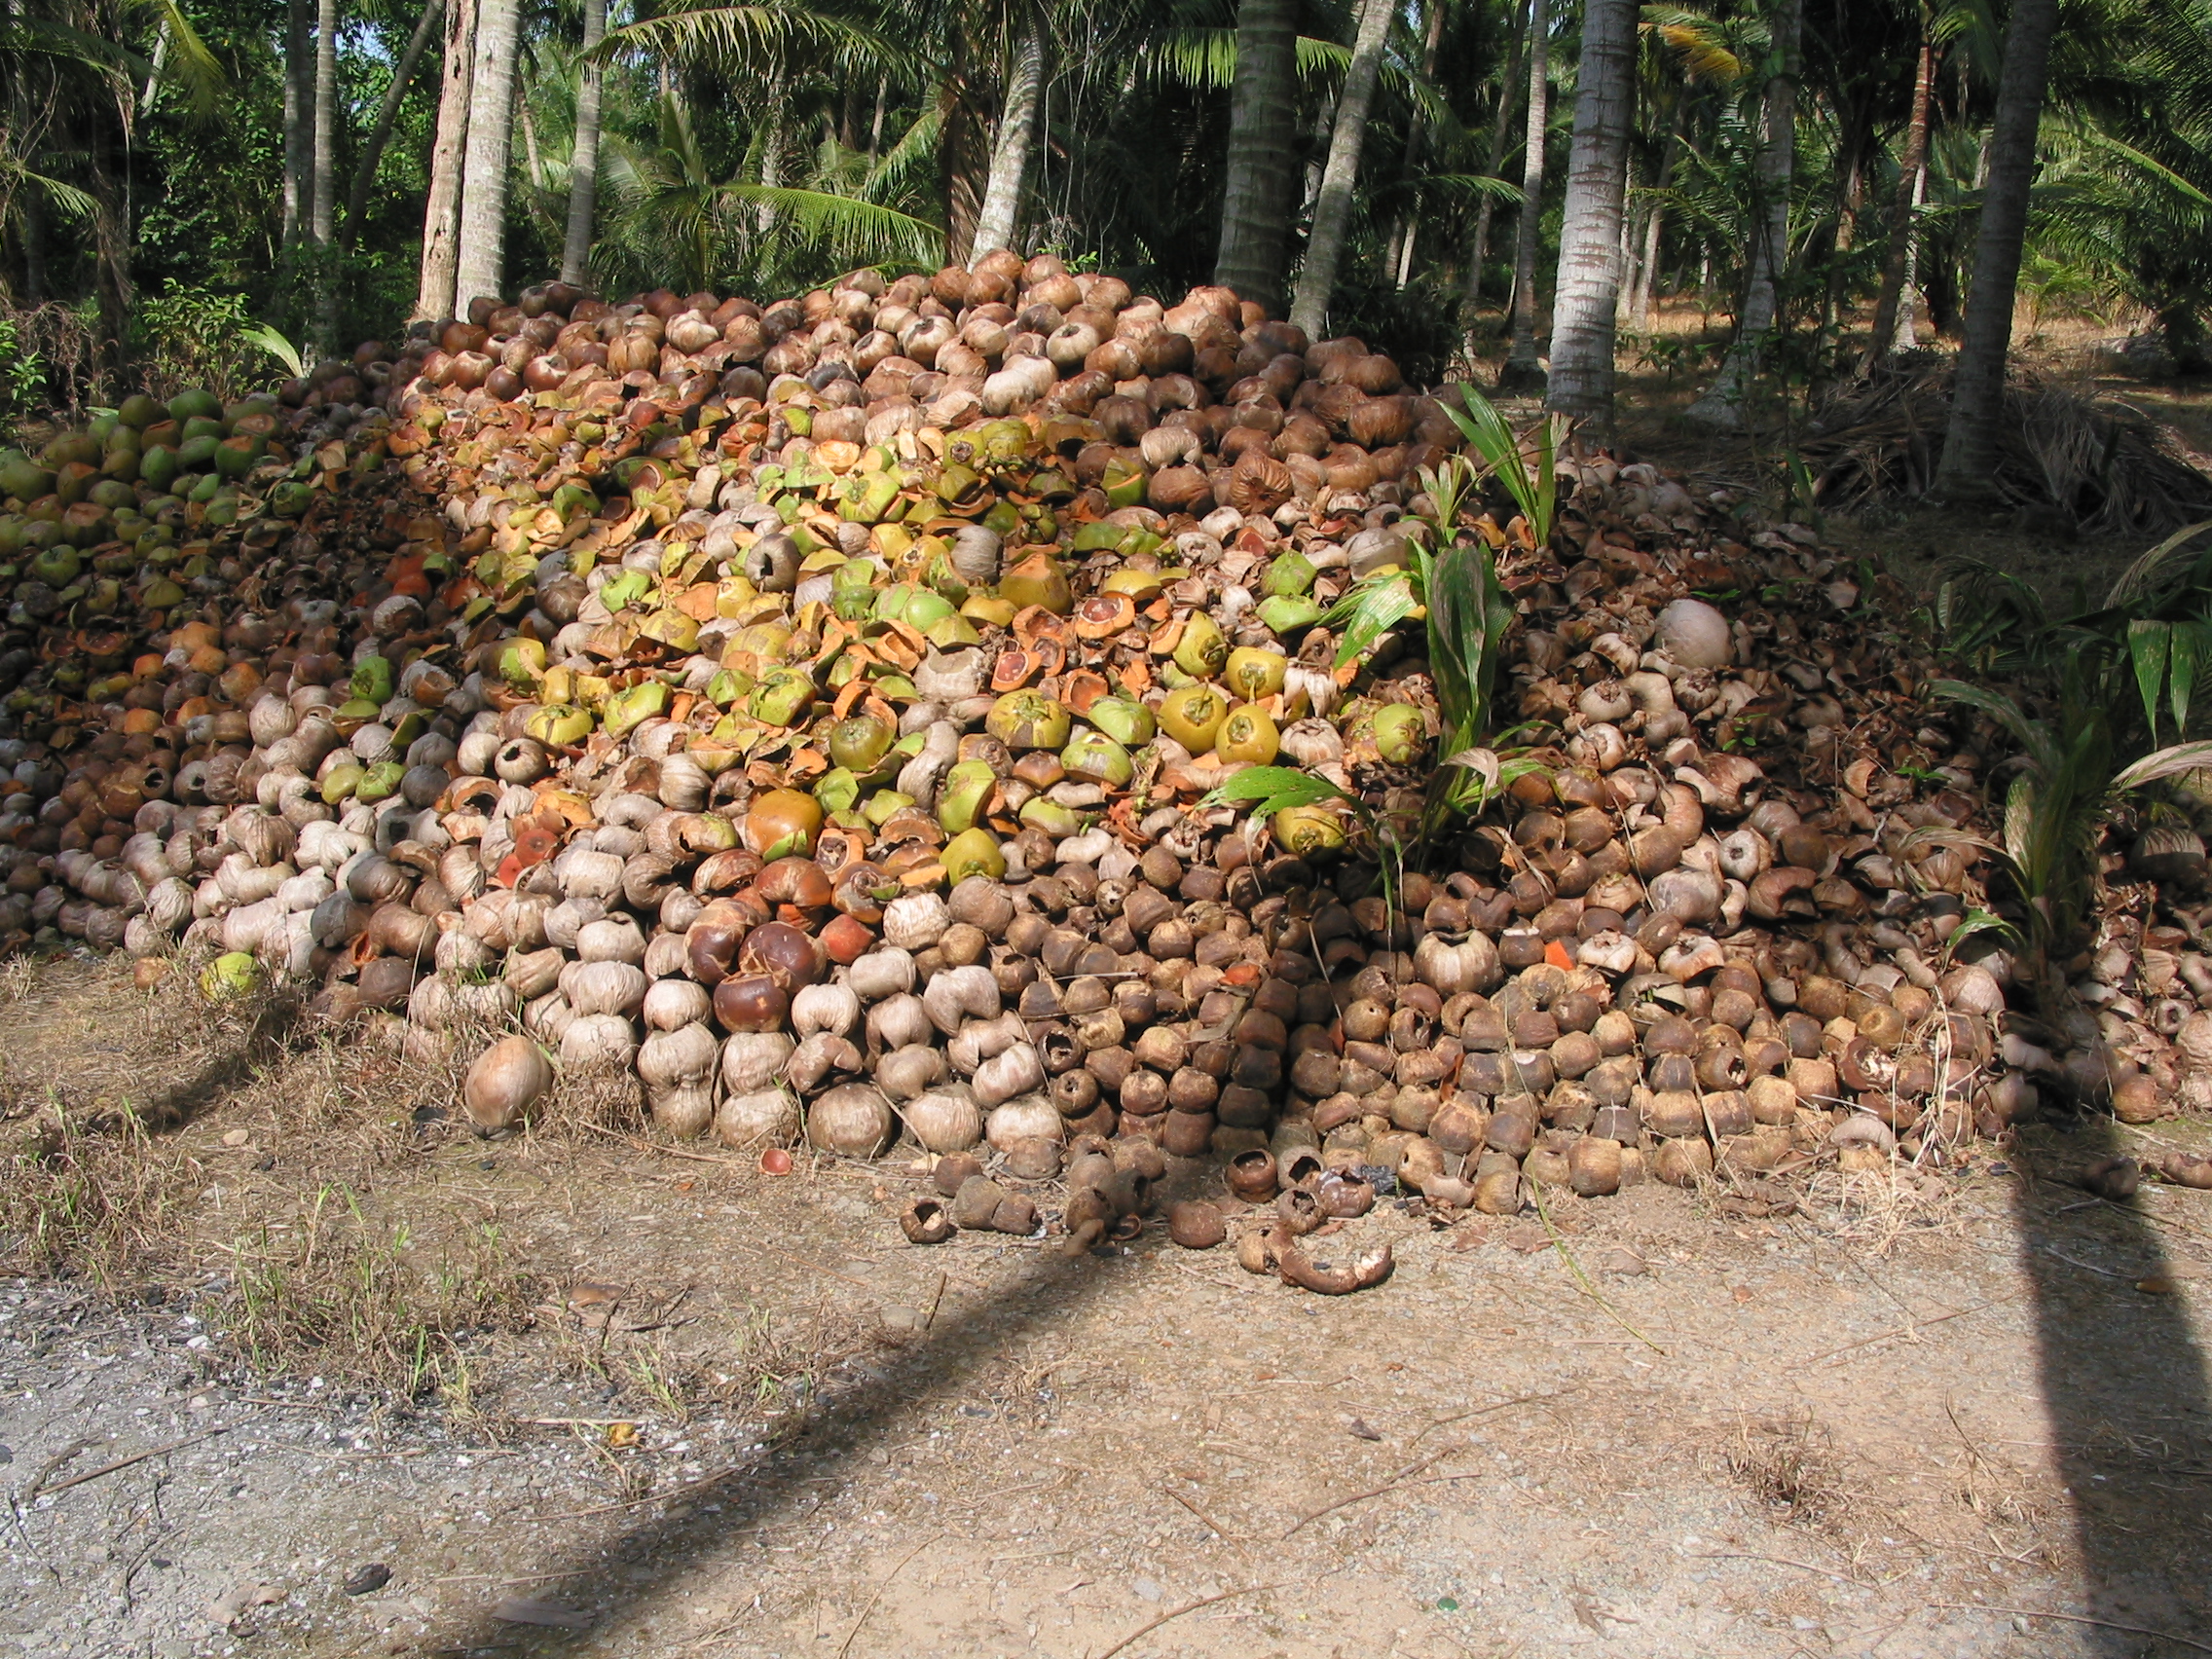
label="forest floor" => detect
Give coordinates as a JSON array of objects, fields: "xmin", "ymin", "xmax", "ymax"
[
  {"xmin": 10, "ymin": 955, "xmax": 2212, "ymax": 1659},
  {"xmin": 6, "ymin": 343, "xmax": 2212, "ymax": 1658}
]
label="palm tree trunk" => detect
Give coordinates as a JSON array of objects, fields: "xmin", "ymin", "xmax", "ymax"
[
  {"xmin": 138, "ymin": 17, "xmax": 169, "ymax": 116},
  {"xmin": 1385, "ymin": 0, "xmax": 1449, "ymax": 291},
  {"xmin": 560, "ymin": 0, "xmax": 606, "ymax": 285},
  {"xmin": 1289, "ymin": 0, "xmax": 1394, "ymax": 338},
  {"xmin": 1213, "ymin": 0, "xmax": 1303, "ymax": 316},
  {"xmin": 1862, "ymin": 3, "xmax": 1933, "ymax": 370},
  {"xmin": 282, "ymin": 0, "xmax": 311, "ymax": 252},
  {"xmin": 1544, "ymin": 0, "xmax": 1637, "ymax": 430},
  {"xmin": 1634, "ymin": 181, "xmax": 1664, "ymax": 322},
  {"xmin": 970, "ymin": 5, "xmax": 1048, "ymax": 264},
  {"xmin": 1895, "ymin": 159, "xmax": 1926, "ymax": 347},
  {"xmin": 1685, "ymin": 0, "xmax": 1804, "ymax": 430},
  {"xmin": 1500, "ymin": 0, "xmax": 1550, "ymax": 387},
  {"xmin": 347, "ymin": 0, "xmax": 443, "ymax": 244},
  {"xmin": 416, "ymin": 0, "xmax": 476, "ymax": 319},
  {"xmin": 758, "ymin": 69, "xmax": 790, "ymax": 236},
  {"xmin": 1934, "ymin": 0, "xmax": 2061, "ymax": 498},
  {"xmin": 519, "ymin": 81, "xmax": 542, "ymax": 189},
  {"xmin": 1626, "ymin": 113, "xmax": 1682, "ymax": 325},
  {"xmin": 455, "ymin": 0, "xmax": 521, "ymax": 315},
  {"xmin": 1614, "ymin": 207, "xmax": 1638, "ymax": 328},
  {"xmin": 1462, "ymin": 0, "xmax": 1529, "ymax": 324},
  {"xmin": 309, "ymin": 0, "xmax": 340, "ymax": 352},
  {"xmin": 1820, "ymin": 135, "xmax": 1863, "ymax": 328}
]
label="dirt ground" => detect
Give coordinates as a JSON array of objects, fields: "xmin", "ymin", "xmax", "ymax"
[{"xmin": 9, "ymin": 957, "xmax": 2212, "ymax": 1659}]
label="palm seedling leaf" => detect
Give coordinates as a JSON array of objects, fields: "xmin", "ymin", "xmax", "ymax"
[{"xmin": 1201, "ymin": 767, "xmax": 1351, "ymax": 820}]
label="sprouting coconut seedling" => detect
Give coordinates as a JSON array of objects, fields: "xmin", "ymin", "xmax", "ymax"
[{"xmin": 1434, "ymin": 384, "xmax": 1563, "ymax": 552}]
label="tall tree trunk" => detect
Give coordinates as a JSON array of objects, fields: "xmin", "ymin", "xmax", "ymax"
[
  {"xmin": 1213, "ymin": 0, "xmax": 1303, "ymax": 316},
  {"xmin": 866, "ymin": 75, "xmax": 888, "ymax": 164},
  {"xmin": 970, "ymin": 5, "xmax": 1048, "ymax": 263},
  {"xmin": 1614, "ymin": 205, "xmax": 1638, "ymax": 328},
  {"xmin": 940, "ymin": 72, "xmax": 988, "ymax": 261},
  {"xmin": 1289, "ymin": 0, "xmax": 1394, "ymax": 338},
  {"xmin": 1626, "ymin": 113, "xmax": 1682, "ymax": 325},
  {"xmin": 1385, "ymin": 0, "xmax": 1449, "ymax": 290},
  {"xmin": 519, "ymin": 82, "xmax": 542, "ymax": 189},
  {"xmin": 1934, "ymin": 0, "xmax": 2060, "ymax": 499},
  {"xmin": 455, "ymin": 0, "xmax": 521, "ymax": 316},
  {"xmin": 82, "ymin": 107, "xmax": 133, "ymax": 390},
  {"xmin": 1500, "ymin": 0, "xmax": 1550, "ymax": 387},
  {"xmin": 560, "ymin": 0, "xmax": 606, "ymax": 285},
  {"xmin": 1544, "ymin": 0, "xmax": 1637, "ymax": 430},
  {"xmin": 1301, "ymin": 91, "xmax": 1333, "ymax": 219},
  {"xmin": 347, "ymin": 0, "xmax": 443, "ymax": 244},
  {"xmin": 758, "ymin": 68, "xmax": 791, "ymax": 236},
  {"xmin": 1685, "ymin": 0, "xmax": 1804, "ymax": 429},
  {"xmin": 1462, "ymin": 0, "xmax": 1529, "ymax": 326},
  {"xmin": 1821, "ymin": 134, "xmax": 1863, "ymax": 327},
  {"xmin": 416, "ymin": 0, "xmax": 476, "ymax": 319},
  {"xmin": 138, "ymin": 17, "xmax": 170, "ymax": 116},
  {"xmin": 1634, "ymin": 181, "xmax": 1664, "ymax": 322},
  {"xmin": 1894, "ymin": 158, "xmax": 1926, "ymax": 347},
  {"xmin": 282, "ymin": 0, "xmax": 311, "ymax": 252},
  {"xmin": 309, "ymin": 0, "xmax": 340, "ymax": 351},
  {"xmin": 1862, "ymin": 3, "xmax": 1934, "ymax": 370}
]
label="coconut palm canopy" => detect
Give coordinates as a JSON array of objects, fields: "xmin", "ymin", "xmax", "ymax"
[{"xmin": 0, "ymin": 0, "xmax": 2208, "ymax": 435}]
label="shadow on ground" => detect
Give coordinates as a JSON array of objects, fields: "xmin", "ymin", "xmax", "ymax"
[
  {"xmin": 2015, "ymin": 1120, "xmax": 2212, "ymax": 1653},
  {"xmin": 413, "ymin": 1160, "xmax": 1223, "ymax": 1654}
]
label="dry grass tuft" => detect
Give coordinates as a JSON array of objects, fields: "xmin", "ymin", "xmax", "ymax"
[
  {"xmin": 559, "ymin": 1298, "xmax": 878, "ymax": 1430},
  {"xmin": 1723, "ymin": 1414, "xmax": 1844, "ymax": 1528},
  {"xmin": 215, "ymin": 1182, "xmax": 542, "ymax": 1398},
  {"xmin": 0, "ymin": 946, "xmax": 305, "ymax": 1129},
  {"xmin": 536, "ymin": 1057, "xmax": 647, "ymax": 1143},
  {"xmin": 1799, "ymin": 1164, "xmax": 1972, "ymax": 1256},
  {"xmin": 0, "ymin": 1097, "xmax": 198, "ymax": 1287}
]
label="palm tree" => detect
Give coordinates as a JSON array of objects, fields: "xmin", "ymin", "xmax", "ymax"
[
  {"xmin": 1545, "ymin": 0, "xmax": 1639, "ymax": 430},
  {"xmin": 561, "ymin": 0, "xmax": 607, "ymax": 286},
  {"xmin": 969, "ymin": 1, "xmax": 1047, "ymax": 261},
  {"xmin": 456, "ymin": 0, "xmax": 523, "ymax": 313},
  {"xmin": 1460, "ymin": 0, "xmax": 1529, "ymax": 321},
  {"xmin": 1214, "ymin": 0, "xmax": 1302, "ymax": 314},
  {"xmin": 1862, "ymin": 0, "xmax": 1933, "ymax": 367},
  {"xmin": 308, "ymin": 0, "xmax": 339, "ymax": 350},
  {"xmin": 592, "ymin": 91, "xmax": 942, "ymax": 295},
  {"xmin": 1685, "ymin": 0, "xmax": 1803, "ymax": 430},
  {"xmin": 418, "ymin": 0, "xmax": 477, "ymax": 319},
  {"xmin": 1288, "ymin": 0, "xmax": 1394, "ymax": 337},
  {"xmin": 1934, "ymin": 0, "xmax": 2062, "ymax": 499},
  {"xmin": 347, "ymin": 0, "xmax": 445, "ymax": 244},
  {"xmin": 1498, "ymin": 0, "xmax": 1549, "ymax": 388},
  {"xmin": 283, "ymin": 0, "xmax": 310, "ymax": 252}
]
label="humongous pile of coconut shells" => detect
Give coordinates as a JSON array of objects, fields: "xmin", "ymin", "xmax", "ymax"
[{"xmin": 6, "ymin": 250, "xmax": 2205, "ymax": 1287}]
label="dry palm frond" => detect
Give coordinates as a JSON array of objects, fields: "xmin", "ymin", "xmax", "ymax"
[{"xmin": 1798, "ymin": 359, "xmax": 2212, "ymax": 535}]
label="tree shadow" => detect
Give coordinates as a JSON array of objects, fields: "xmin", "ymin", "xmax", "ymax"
[
  {"xmin": 411, "ymin": 1157, "xmax": 1230, "ymax": 1654},
  {"xmin": 2012, "ymin": 1118, "xmax": 2212, "ymax": 1652}
]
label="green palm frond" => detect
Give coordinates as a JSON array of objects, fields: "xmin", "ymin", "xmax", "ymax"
[
  {"xmin": 0, "ymin": 156, "xmax": 98, "ymax": 221},
  {"xmin": 137, "ymin": 0, "xmax": 227, "ymax": 117},
  {"xmin": 598, "ymin": 1, "xmax": 898, "ymax": 78},
  {"xmin": 1641, "ymin": 4, "xmax": 1753, "ymax": 83},
  {"xmin": 720, "ymin": 184, "xmax": 943, "ymax": 266}
]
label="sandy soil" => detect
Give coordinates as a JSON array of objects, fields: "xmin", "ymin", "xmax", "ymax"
[{"xmin": 7, "ymin": 960, "xmax": 2212, "ymax": 1659}]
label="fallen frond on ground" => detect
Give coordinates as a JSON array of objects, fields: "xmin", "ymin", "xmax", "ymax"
[{"xmin": 1797, "ymin": 358, "xmax": 2212, "ymax": 535}]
